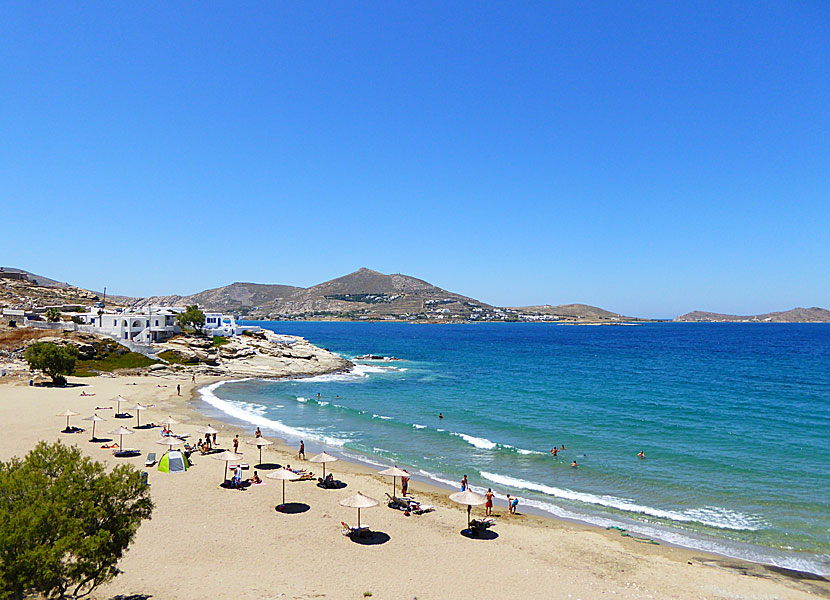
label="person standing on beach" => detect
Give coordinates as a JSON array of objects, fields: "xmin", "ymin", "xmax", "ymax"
[
  {"xmin": 255, "ymin": 427, "xmax": 261, "ymax": 438},
  {"xmin": 401, "ymin": 471, "xmax": 409, "ymax": 496},
  {"xmin": 298, "ymin": 440, "xmax": 305, "ymax": 460},
  {"xmin": 192, "ymin": 374, "xmax": 196, "ymax": 384},
  {"xmin": 176, "ymin": 384, "xmax": 181, "ymax": 396},
  {"xmin": 461, "ymin": 474, "xmax": 468, "ymax": 491},
  {"xmin": 485, "ymin": 488, "xmax": 494, "ymax": 516},
  {"xmin": 233, "ymin": 435, "xmax": 239, "ymax": 454}
]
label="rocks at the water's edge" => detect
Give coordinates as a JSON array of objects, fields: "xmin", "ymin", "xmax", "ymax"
[
  {"xmin": 355, "ymin": 354, "xmax": 401, "ymax": 361},
  {"xmin": 155, "ymin": 332, "xmax": 352, "ymax": 379}
]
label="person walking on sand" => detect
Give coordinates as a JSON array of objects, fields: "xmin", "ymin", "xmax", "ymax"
[
  {"xmin": 233, "ymin": 435, "xmax": 239, "ymax": 454},
  {"xmin": 401, "ymin": 471, "xmax": 410, "ymax": 496},
  {"xmin": 485, "ymin": 488, "xmax": 494, "ymax": 516},
  {"xmin": 192, "ymin": 374, "xmax": 196, "ymax": 384},
  {"xmin": 212, "ymin": 431, "xmax": 217, "ymax": 446},
  {"xmin": 255, "ymin": 427, "xmax": 261, "ymax": 438},
  {"xmin": 298, "ymin": 440, "xmax": 305, "ymax": 460},
  {"xmin": 461, "ymin": 474, "xmax": 468, "ymax": 491}
]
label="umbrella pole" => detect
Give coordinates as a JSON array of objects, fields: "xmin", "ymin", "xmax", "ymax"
[
  {"xmin": 260, "ymin": 446, "xmax": 263, "ymax": 466},
  {"xmin": 66, "ymin": 416, "xmax": 70, "ymax": 430},
  {"xmin": 282, "ymin": 480, "xmax": 286, "ymax": 505},
  {"xmin": 323, "ymin": 463, "xmax": 326, "ymax": 479},
  {"xmin": 224, "ymin": 461, "xmax": 228, "ymax": 484},
  {"xmin": 91, "ymin": 421, "xmax": 95, "ymax": 440},
  {"xmin": 137, "ymin": 411, "xmax": 140, "ymax": 428},
  {"xmin": 467, "ymin": 504, "xmax": 472, "ymax": 528},
  {"xmin": 393, "ymin": 476, "xmax": 396, "ymax": 498},
  {"xmin": 358, "ymin": 508, "xmax": 361, "ymax": 530}
]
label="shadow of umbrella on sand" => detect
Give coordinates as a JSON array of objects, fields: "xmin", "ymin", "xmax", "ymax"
[
  {"xmin": 112, "ymin": 395, "xmax": 130, "ymax": 418},
  {"xmin": 449, "ymin": 489, "xmax": 486, "ymax": 529},
  {"xmin": 309, "ymin": 451, "xmax": 338, "ymax": 480},
  {"xmin": 83, "ymin": 413, "xmax": 106, "ymax": 441},
  {"xmin": 57, "ymin": 409, "xmax": 80, "ymax": 433},
  {"xmin": 340, "ymin": 492, "xmax": 379, "ymax": 531},
  {"xmin": 247, "ymin": 437, "xmax": 274, "ymax": 466},
  {"xmin": 267, "ymin": 468, "xmax": 300, "ymax": 507},
  {"xmin": 211, "ymin": 450, "xmax": 244, "ymax": 485}
]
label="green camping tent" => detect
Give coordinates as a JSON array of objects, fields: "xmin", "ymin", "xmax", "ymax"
[{"xmin": 158, "ymin": 450, "xmax": 190, "ymax": 473}]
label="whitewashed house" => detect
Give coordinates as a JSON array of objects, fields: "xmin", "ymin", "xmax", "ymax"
[{"xmin": 81, "ymin": 306, "xmax": 182, "ymax": 343}]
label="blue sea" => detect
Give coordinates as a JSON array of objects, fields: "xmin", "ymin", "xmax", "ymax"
[{"xmin": 199, "ymin": 322, "xmax": 830, "ymax": 574}]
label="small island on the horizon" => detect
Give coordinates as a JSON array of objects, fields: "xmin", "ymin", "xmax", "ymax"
[{"xmin": 1, "ymin": 266, "xmax": 828, "ymax": 323}]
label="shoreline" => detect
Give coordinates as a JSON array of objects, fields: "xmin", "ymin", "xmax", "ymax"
[
  {"xmin": 1, "ymin": 369, "xmax": 826, "ymax": 598},
  {"xmin": 193, "ymin": 375, "xmax": 830, "ymax": 580}
]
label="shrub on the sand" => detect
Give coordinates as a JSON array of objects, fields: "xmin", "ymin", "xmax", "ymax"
[
  {"xmin": 0, "ymin": 441, "xmax": 153, "ymax": 600},
  {"xmin": 24, "ymin": 342, "xmax": 78, "ymax": 386}
]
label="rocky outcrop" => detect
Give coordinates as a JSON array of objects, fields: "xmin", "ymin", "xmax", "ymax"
[{"xmin": 154, "ymin": 333, "xmax": 352, "ymax": 379}]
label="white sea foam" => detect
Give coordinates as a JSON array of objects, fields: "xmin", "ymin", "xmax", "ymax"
[
  {"xmin": 502, "ymin": 444, "xmax": 544, "ymax": 455},
  {"xmin": 451, "ymin": 432, "xmax": 497, "ymax": 450},
  {"xmin": 318, "ymin": 401, "xmax": 329, "ymax": 406},
  {"xmin": 372, "ymin": 414, "xmax": 393, "ymax": 420},
  {"xmin": 296, "ymin": 397, "xmax": 308, "ymax": 403},
  {"xmin": 412, "ymin": 424, "xmax": 426, "ymax": 429},
  {"xmin": 199, "ymin": 382, "xmax": 349, "ymax": 447},
  {"xmin": 480, "ymin": 471, "xmax": 765, "ymax": 531}
]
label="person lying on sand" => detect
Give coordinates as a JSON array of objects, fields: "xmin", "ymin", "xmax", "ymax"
[
  {"xmin": 80, "ymin": 391, "xmax": 95, "ymax": 396},
  {"xmin": 95, "ymin": 406, "xmax": 112, "ymax": 410}
]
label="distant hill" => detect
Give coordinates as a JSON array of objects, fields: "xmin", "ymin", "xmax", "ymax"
[
  {"xmin": 674, "ymin": 307, "xmax": 830, "ymax": 323},
  {"xmin": 134, "ymin": 268, "xmax": 493, "ymax": 321},
  {"xmin": 0, "ymin": 267, "xmax": 105, "ymax": 308},
  {"xmin": 510, "ymin": 303, "xmax": 626, "ymax": 320}
]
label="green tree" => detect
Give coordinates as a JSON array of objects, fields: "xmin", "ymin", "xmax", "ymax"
[
  {"xmin": 176, "ymin": 305, "xmax": 206, "ymax": 333},
  {"xmin": 45, "ymin": 308, "xmax": 61, "ymax": 322},
  {"xmin": 0, "ymin": 441, "xmax": 153, "ymax": 599},
  {"xmin": 24, "ymin": 342, "xmax": 78, "ymax": 386}
]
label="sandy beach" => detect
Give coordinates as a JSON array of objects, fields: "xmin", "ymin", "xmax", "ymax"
[{"xmin": 1, "ymin": 373, "xmax": 826, "ymax": 600}]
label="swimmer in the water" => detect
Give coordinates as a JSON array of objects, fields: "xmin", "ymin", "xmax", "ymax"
[
  {"xmin": 637, "ymin": 450, "xmax": 645, "ymax": 459},
  {"xmin": 438, "ymin": 412, "xmax": 443, "ymax": 419},
  {"xmin": 551, "ymin": 447, "xmax": 558, "ymax": 456},
  {"xmin": 571, "ymin": 460, "xmax": 578, "ymax": 468}
]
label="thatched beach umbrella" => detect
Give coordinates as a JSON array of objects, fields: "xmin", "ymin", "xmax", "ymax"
[
  {"xmin": 158, "ymin": 416, "xmax": 180, "ymax": 433},
  {"xmin": 112, "ymin": 395, "xmax": 129, "ymax": 417},
  {"xmin": 246, "ymin": 437, "xmax": 274, "ymax": 465},
  {"xmin": 266, "ymin": 468, "xmax": 300, "ymax": 506},
  {"xmin": 82, "ymin": 413, "xmax": 106, "ymax": 440},
  {"xmin": 449, "ymin": 489, "xmax": 486, "ymax": 529},
  {"xmin": 155, "ymin": 436, "xmax": 185, "ymax": 452},
  {"xmin": 339, "ymin": 492, "xmax": 378, "ymax": 531},
  {"xmin": 309, "ymin": 451, "xmax": 338, "ymax": 480},
  {"xmin": 108, "ymin": 426, "xmax": 134, "ymax": 451},
  {"xmin": 129, "ymin": 403, "xmax": 152, "ymax": 427},
  {"xmin": 378, "ymin": 465, "xmax": 409, "ymax": 498},
  {"xmin": 57, "ymin": 409, "xmax": 80, "ymax": 432},
  {"xmin": 211, "ymin": 450, "xmax": 244, "ymax": 484}
]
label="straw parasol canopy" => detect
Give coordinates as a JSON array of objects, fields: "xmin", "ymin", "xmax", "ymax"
[
  {"xmin": 112, "ymin": 395, "xmax": 129, "ymax": 417},
  {"xmin": 82, "ymin": 413, "xmax": 106, "ymax": 440},
  {"xmin": 57, "ymin": 409, "xmax": 80, "ymax": 431},
  {"xmin": 339, "ymin": 492, "xmax": 379, "ymax": 530},
  {"xmin": 246, "ymin": 437, "xmax": 274, "ymax": 465},
  {"xmin": 129, "ymin": 403, "xmax": 152, "ymax": 428},
  {"xmin": 266, "ymin": 468, "xmax": 300, "ymax": 506},
  {"xmin": 309, "ymin": 451, "xmax": 339, "ymax": 480},
  {"xmin": 378, "ymin": 465, "xmax": 409, "ymax": 498},
  {"xmin": 211, "ymin": 450, "xmax": 244, "ymax": 484},
  {"xmin": 196, "ymin": 425, "xmax": 220, "ymax": 435},
  {"xmin": 449, "ymin": 489, "xmax": 486, "ymax": 528},
  {"xmin": 156, "ymin": 436, "xmax": 185, "ymax": 450},
  {"xmin": 108, "ymin": 426, "xmax": 134, "ymax": 451}
]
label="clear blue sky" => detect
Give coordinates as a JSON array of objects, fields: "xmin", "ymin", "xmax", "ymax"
[{"xmin": 1, "ymin": 3, "xmax": 828, "ymax": 318}]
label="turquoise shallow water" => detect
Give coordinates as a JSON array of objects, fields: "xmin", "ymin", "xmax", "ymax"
[{"xmin": 201, "ymin": 322, "xmax": 830, "ymax": 574}]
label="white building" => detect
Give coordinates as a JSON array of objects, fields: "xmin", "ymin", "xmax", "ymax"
[
  {"xmin": 81, "ymin": 306, "xmax": 182, "ymax": 344},
  {"xmin": 203, "ymin": 313, "xmax": 260, "ymax": 337}
]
